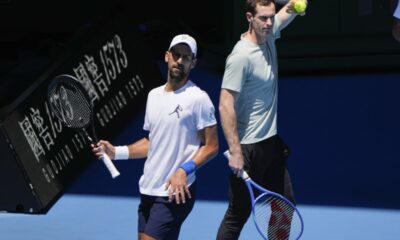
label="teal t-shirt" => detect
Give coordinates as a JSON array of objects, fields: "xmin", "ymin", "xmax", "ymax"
[{"xmin": 221, "ymin": 16, "xmax": 282, "ymax": 144}]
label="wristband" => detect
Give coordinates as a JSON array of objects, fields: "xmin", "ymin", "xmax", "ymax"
[
  {"xmin": 179, "ymin": 159, "xmax": 197, "ymax": 175},
  {"xmin": 114, "ymin": 146, "xmax": 129, "ymax": 160}
]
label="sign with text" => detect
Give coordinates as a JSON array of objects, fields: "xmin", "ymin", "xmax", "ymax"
[{"xmin": 0, "ymin": 13, "xmax": 164, "ymax": 213}]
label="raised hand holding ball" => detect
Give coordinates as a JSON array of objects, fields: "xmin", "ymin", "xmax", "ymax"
[{"xmin": 293, "ymin": 0, "xmax": 307, "ymax": 14}]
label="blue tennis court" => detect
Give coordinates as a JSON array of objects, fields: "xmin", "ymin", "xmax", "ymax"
[{"xmin": 1, "ymin": 194, "xmax": 400, "ymax": 240}]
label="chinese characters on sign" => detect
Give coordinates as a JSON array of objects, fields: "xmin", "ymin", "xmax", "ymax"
[{"xmin": 18, "ymin": 34, "xmax": 145, "ymax": 183}]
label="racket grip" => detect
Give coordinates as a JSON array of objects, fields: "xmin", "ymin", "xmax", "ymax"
[
  {"xmin": 101, "ymin": 152, "xmax": 121, "ymax": 178},
  {"xmin": 241, "ymin": 169, "xmax": 250, "ymax": 179},
  {"xmin": 223, "ymin": 150, "xmax": 230, "ymax": 159},
  {"xmin": 223, "ymin": 150, "xmax": 249, "ymax": 180}
]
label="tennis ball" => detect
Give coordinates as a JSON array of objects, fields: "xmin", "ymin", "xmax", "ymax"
[{"xmin": 293, "ymin": 0, "xmax": 307, "ymax": 13}]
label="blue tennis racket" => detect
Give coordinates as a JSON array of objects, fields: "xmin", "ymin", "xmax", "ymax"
[{"xmin": 224, "ymin": 150, "xmax": 304, "ymax": 240}]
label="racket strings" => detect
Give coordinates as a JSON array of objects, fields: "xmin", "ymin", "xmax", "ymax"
[
  {"xmin": 254, "ymin": 195, "xmax": 302, "ymax": 240},
  {"xmin": 48, "ymin": 82, "xmax": 92, "ymax": 129}
]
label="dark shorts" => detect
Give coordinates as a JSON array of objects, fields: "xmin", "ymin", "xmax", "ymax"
[{"xmin": 138, "ymin": 182, "xmax": 196, "ymax": 240}]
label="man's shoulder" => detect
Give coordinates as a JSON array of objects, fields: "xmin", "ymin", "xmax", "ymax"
[
  {"xmin": 149, "ymin": 85, "xmax": 164, "ymax": 94},
  {"xmin": 228, "ymin": 40, "xmax": 254, "ymax": 61},
  {"xmin": 233, "ymin": 39, "xmax": 252, "ymax": 53},
  {"xmin": 186, "ymin": 81, "xmax": 207, "ymax": 95},
  {"xmin": 185, "ymin": 82, "xmax": 212, "ymax": 101}
]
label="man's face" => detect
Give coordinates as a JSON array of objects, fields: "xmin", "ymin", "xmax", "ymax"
[
  {"xmin": 248, "ymin": 3, "xmax": 276, "ymax": 40},
  {"xmin": 165, "ymin": 44, "xmax": 196, "ymax": 81}
]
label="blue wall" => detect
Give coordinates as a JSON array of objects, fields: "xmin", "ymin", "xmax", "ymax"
[
  {"xmin": 278, "ymin": 73, "xmax": 400, "ymax": 209},
  {"xmin": 68, "ymin": 60, "xmax": 400, "ymax": 210}
]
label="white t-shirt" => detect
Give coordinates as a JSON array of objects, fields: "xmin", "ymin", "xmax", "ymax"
[
  {"xmin": 140, "ymin": 80, "xmax": 217, "ymax": 196},
  {"xmin": 395, "ymin": 0, "xmax": 400, "ymax": 19}
]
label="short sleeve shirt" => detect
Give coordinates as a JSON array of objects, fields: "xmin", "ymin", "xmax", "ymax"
[
  {"xmin": 221, "ymin": 16, "xmax": 283, "ymax": 144},
  {"xmin": 140, "ymin": 80, "xmax": 217, "ymax": 196}
]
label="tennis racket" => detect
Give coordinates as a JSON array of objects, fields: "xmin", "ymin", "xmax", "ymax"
[
  {"xmin": 47, "ymin": 74, "xmax": 120, "ymax": 178},
  {"xmin": 224, "ymin": 150, "xmax": 304, "ymax": 240}
]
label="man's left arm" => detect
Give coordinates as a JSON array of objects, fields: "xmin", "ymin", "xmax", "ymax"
[
  {"xmin": 192, "ymin": 124, "xmax": 219, "ymax": 167},
  {"xmin": 276, "ymin": 0, "xmax": 308, "ymax": 31}
]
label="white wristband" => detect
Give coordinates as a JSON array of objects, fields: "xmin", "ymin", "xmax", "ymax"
[{"xmin": 114, "ymin": 146, "xmax": 129, "ymax": 160}]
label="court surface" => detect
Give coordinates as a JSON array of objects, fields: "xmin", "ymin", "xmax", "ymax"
[{"xmin": 1, "ymin": 194, "xmax": 400, "ymax": 240}]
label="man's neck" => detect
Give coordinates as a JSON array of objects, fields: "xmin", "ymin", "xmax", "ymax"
[
  {"xmin": 165, "ymin": 78, "xmax": 188, "ymax": 92},
  {"xmin": 244, "ymin": 30, "xmax": 267, "ymax": 45}
]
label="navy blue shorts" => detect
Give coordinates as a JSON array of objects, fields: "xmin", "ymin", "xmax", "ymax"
[{"xmin": 138, "ymin": 182, "xmax": 196, "ymax": 240}]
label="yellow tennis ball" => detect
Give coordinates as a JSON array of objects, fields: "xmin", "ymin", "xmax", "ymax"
[{"xmin": 293, "ymin": 0, "xmax": 307, "ymax": 13}]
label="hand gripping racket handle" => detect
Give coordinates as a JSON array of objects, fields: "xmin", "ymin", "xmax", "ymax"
[
  {"xmin": 223, "ymin": 150, "xmax": 249, "ymax": 180},
  {"xmin": 100, "ymin": 152, "xmax": 120, "ymax": 178}
]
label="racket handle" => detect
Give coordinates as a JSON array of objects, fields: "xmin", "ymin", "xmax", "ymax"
[
  {"xmin": 223, "ymin": 150, "xmax": 249, "ymax": 180},
  {"xmin": 223, "ymin": 150, "xmax": 230, "ymax": 159},
  {"xmin": 241, "ymin": 170, "xmax": 249, "ymax": 179},
  {"xmin": 101, "ymin": 152, "xmax": 121, "ymax": 178}
]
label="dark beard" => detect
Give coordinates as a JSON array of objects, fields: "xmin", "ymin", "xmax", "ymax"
[{"xmin": 169, "ymin": 67, "xmax": 186, "ymax": 84}]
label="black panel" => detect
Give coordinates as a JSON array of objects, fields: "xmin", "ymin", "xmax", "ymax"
[
  {"xmin": 0, "ymin": 126, "xmax": 41, "ymax": 213},
  {"xmin": 0, "ymin": 10, "xmax": 164, "ymax": 214}
]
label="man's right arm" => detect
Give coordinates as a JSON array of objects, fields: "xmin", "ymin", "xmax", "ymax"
[
  {"xmin": 275, "ymin": 0, "xmax": 308, "ymax": 32},
  {"xmin": 126, "ymin": 137, "xmax": 149, "ymax": 159},
  {"xmin": 92, "ymin": 137, "xmax": 149, "ymax": 160},
  {"xmin": 219, "ymin": 89, "xmax": 244, "ymax": 177}
]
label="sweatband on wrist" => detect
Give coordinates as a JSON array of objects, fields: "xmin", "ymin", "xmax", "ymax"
[
  {"xmin": 114, "ymin": 146, "xmax": 129, "ymax": 160},
  {"xmin": 179, "ymin": 160, "xmax": 197, "ymax": 175}
]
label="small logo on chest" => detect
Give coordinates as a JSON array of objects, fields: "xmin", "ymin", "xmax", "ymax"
[{"xmin": 169, "ymin": 105, "xmax": 183, "ymax": 119}]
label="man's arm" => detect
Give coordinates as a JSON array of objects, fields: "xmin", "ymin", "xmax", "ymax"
[
  {"xmin": 126, "ymin": 137, "xmax": 149, "ymax": 159},
  {"xmin": 219, "ymin": 88, "xmax": 244, "ymax": 177},
  {"xmin": 92, "ymin": 137, "xmax": 149, "ymax": 160},
  {"xmin": 192, "ymin": 124, "xmax": 219, "ymax": 167},
  {"xmin": 276, "ymin": 0, "xmax": 308, "ymax": 31}
]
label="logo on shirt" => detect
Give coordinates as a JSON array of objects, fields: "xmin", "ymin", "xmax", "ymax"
[{"xmin": 169, "ymin": 105, "xmax": 183, "ymax": 119}]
